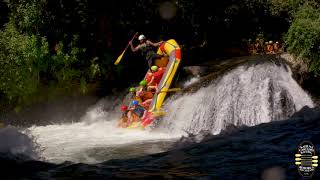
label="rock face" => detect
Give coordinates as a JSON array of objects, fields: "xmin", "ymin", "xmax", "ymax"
[
  {"xmin": 280, "ymin": 53, "xmax": 320, "ymax": 105},
  {"xmin": 183, "ymin": 66, "xmax": 210, "ymax": 76}
]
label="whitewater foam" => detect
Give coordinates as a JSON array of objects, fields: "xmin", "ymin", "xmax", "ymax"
[
  {"xmin": 158, "ymin": 62, "xmax": 314, "ymax": 135},
  {"xmin": 28, "ymin": 100, "xmax": 179, "ymax": 164}
]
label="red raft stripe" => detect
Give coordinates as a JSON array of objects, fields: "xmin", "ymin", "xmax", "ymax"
[{"xmin": 175, "ymin": 48, "xmax": 181, "ymax": 60}]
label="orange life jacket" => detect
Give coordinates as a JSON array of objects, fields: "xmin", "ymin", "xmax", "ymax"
[{"xmin": 140, "ymin": 91, "xmax": 153, "ymax": 101}]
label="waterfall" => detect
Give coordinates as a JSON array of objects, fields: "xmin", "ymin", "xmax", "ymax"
[{"xmin": 158, "ymin": 61, "xmax": 314, "ymax": 135}]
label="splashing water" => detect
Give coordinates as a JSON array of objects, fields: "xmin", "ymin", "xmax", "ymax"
[
  {"xmin": 27, "ymin": 98, "xmax": 180, "ymax": 164},
  {"xmin": 23, "ymin": 61, "xmax": 314, "ymax": 164},
  {"xmin": 158, "ymin": 62, "xmax": 314, "ymax": 135},
  {"xmin": 183, "ymin": 76, "xmax": 200, "ymax": 88}
]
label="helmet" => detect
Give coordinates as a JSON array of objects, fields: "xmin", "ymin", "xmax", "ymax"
[
  {"xmin": 129, "ymin": 87, "xmax": 136, "ymax": 92},
  {"xmin": 132, "ymin": 100, "xmax": 139, "ymax": 106},
  {"xmin": 139, "ymin": 80, "xmax": 147, "ymax": 86},
  {"xmin": 138, "ymin": 34, "xmax": 146, "ymax": 41},
  {"xmin": 120, "ymin": 105, "xmax": 128, "ymax": 112},
  {"xmin": 269, "ymin": 41, "xmax": 273, "ymax": 44},
  {"xmin": 151, "ymin": 66, "xmax": 158, "ymax": 72}
]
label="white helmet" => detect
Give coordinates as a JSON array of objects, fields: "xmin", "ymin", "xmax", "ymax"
[{"xmin": 138, "ymin": 34, "xmax": 146, "ymax": 40}]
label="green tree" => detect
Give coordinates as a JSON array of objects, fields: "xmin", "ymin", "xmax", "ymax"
[
  {"xmin": 286, "ymin": 3, "xmax": 320, "ymax": 74},
  {"xmin": 0, "ymin": 22, "xmax": 49, "ymax": 105}
]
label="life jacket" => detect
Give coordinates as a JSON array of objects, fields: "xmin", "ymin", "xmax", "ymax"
[
  {"xmin": 133, "ymin": 105, "xmax": 146, "ymax": 117},
  {"xmin": 118, "ymin": 117, "xmax": 128, "ymax": 128},
  {"xmin": 140, "ymin": 91, "xmax": 153, "ymax": 101},
  {"xmin": 267, "ymin": 44, "xmax": 273, "ymax": 52},
  {"xmin": 273, "ymin": 43, "xmax": 279, "ymax": 53},
  {"xmin": 133, "ymin": 96, "xmax": 142, "ymax": 103},
  {"xmin": 145, "ymin": 72, "xmax": 153, "ymax": 83},
  {"xmin": 141, "ymin": 100, "xmax": 152, "ymax": 110},
  {"xmin": 130, "ymin": 112, "xmax": 140, "ymax": 122},
  {"xmin": 122, "ymin": 110, "xmax": 129, "ymax": 118},
  {"xmin": 153, "ymin": 68, "xmax": 165, "ymax": 85},
  {"xmin": 128, "ymin": 96, "xmax": 142, "ymax": 109}
]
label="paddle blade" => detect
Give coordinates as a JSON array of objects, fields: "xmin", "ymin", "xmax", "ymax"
[{"xmin": 114, "ymin": 50, "xmax": 125, "ymax": 65}]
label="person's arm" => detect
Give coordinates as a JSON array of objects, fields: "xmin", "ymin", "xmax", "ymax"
[
  {"xmin": 141, "ymin": 110, "xmax": 147, "ymax": 120},
  {"xmin": 146, "ymin": 40, "xmax": 163, "ymax": 47},
  {"xmin": 129, "ymin": 41, "xmax": 141, "ymax": 52},
  {"xmin": 148, "ymin": 76, "xmax": 155, "ymax": 86},
  {"xmin": 136, "ymin": 87, "xmax": 143, "ymax": 97}
]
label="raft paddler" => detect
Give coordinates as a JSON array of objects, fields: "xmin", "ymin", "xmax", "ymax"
[
  {"xmin": 135, "ymin": 80, "xmax": 154, "ymax": 109},
  {"xmin": 147, "ymin": 65, "xmax": 165, "ymax": 92},
  {"xmin": 129, "ymin": 87, "xmax": 142, "ymax": 103},
  {"xmin": 118, "ymin": 105, "xmax": 129, "ymax": 128},
  {"xmin": 127, "ymin": 100, "xmax": 147, "ymax": 125},
  {"xmin": 136, "ymin": 80, "xmax": 153, "ymax": 100},
  {"xmin": 129, "ymin": 34, "xmax": 164, "ymax": 69}
]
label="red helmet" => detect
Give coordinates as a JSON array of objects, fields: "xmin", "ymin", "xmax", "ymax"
[{"xmin": 120, "ymin": 105, "xmax": 128, "ymax": 112}]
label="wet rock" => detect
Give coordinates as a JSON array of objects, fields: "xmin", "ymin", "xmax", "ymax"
[{"xmin": 183, "ymin": 66, "xmax": 210, "ymax": 77}]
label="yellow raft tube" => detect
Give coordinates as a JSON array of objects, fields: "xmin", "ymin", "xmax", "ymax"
[{"xmin": 149, "ymin": 39, "xmax": 181, "ymax": 113}]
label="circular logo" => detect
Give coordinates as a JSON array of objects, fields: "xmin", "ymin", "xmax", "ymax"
[{"xmin": 296, "ymin": 141, "xmax": 318, "ymax": 178}]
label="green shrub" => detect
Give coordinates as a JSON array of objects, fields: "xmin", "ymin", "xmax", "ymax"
[
  {"xmin": 286, "ymin": 3, "xmax": 320, "ymax": 74},
  {"xmin": 0, "ymin": 22, "xmax": 49, "ymax": 105}
]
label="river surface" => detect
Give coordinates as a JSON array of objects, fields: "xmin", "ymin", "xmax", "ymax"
[{"xmin": 0, "ymin": 58, "xmax": 318, "ymax": 179}]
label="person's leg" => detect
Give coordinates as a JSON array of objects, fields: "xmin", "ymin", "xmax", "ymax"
[
  {"xmin": 127, "ymin": 111, "xmax": 133, "ymax": 125},
  {"xmin": 147, "ymin": 58, "xmax": 153, "ymax": 70},
  {"xmin": 148, "ymin": 53, "xmax": 163, "ymax": 69},
  {"xmin": 141, "ymin": 99, "xmax": 152, "ymax": 109}
]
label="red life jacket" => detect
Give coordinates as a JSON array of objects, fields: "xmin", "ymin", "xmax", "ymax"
[
  {"xmin": 145, "ymin": 72, "xmax": 153, "ymax": 83},
  {"xmin": 153, "ymin": 68, "xmax": 165, "ymax": 84}
]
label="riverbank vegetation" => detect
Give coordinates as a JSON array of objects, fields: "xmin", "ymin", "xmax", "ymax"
[{"xmin": 0, "ymin": 0, "xmax": 319, "ymax": 111}]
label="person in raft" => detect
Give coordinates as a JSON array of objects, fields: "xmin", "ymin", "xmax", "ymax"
[
  {"xmin": 129, "ymin": 87, "xmax": 142, "ymax": 103},
  {"xmin": 127, "ymin": 100, "xmax": 147, "ymax": 125},
  {"xmin": 147, "ymin": 65, "xmax": 165, "ymax": 92},
  {"xmin": 136, "ymin": 80, "xmax": 154, "ymax": 109},
  {"xmin": 118, "ymin": 105, "xmax": 129, "ymax": 128},
  {"xmin": 129, "ymin": 34, "xmax": 164, "ymax": 69}
]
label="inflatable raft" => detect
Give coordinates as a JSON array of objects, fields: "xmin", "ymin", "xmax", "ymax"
[{"xmin": 127, "ymin": 39, "xmax": 181, "ymax": 129}]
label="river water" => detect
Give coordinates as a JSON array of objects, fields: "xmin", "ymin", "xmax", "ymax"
[{"xmin": 0, "ymin": 59, "xmax": 317, "ymax": 179}]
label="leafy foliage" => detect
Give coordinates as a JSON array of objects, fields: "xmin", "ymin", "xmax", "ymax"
[
  {"xmin": 0, "ymin": 0, "xmax": 319, "ymax": 110},
  {"xmin": 0, "ymin": 22, "xmax": 49, "ymax": 104},
  {"xmin": 286, "ymin": 3, "xmax": 320, "ymax": 74}
]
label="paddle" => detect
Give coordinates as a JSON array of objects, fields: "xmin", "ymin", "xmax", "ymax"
[{"xmin": 114, "ymin": 32, "xmax": 138, "ymax": 65}]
